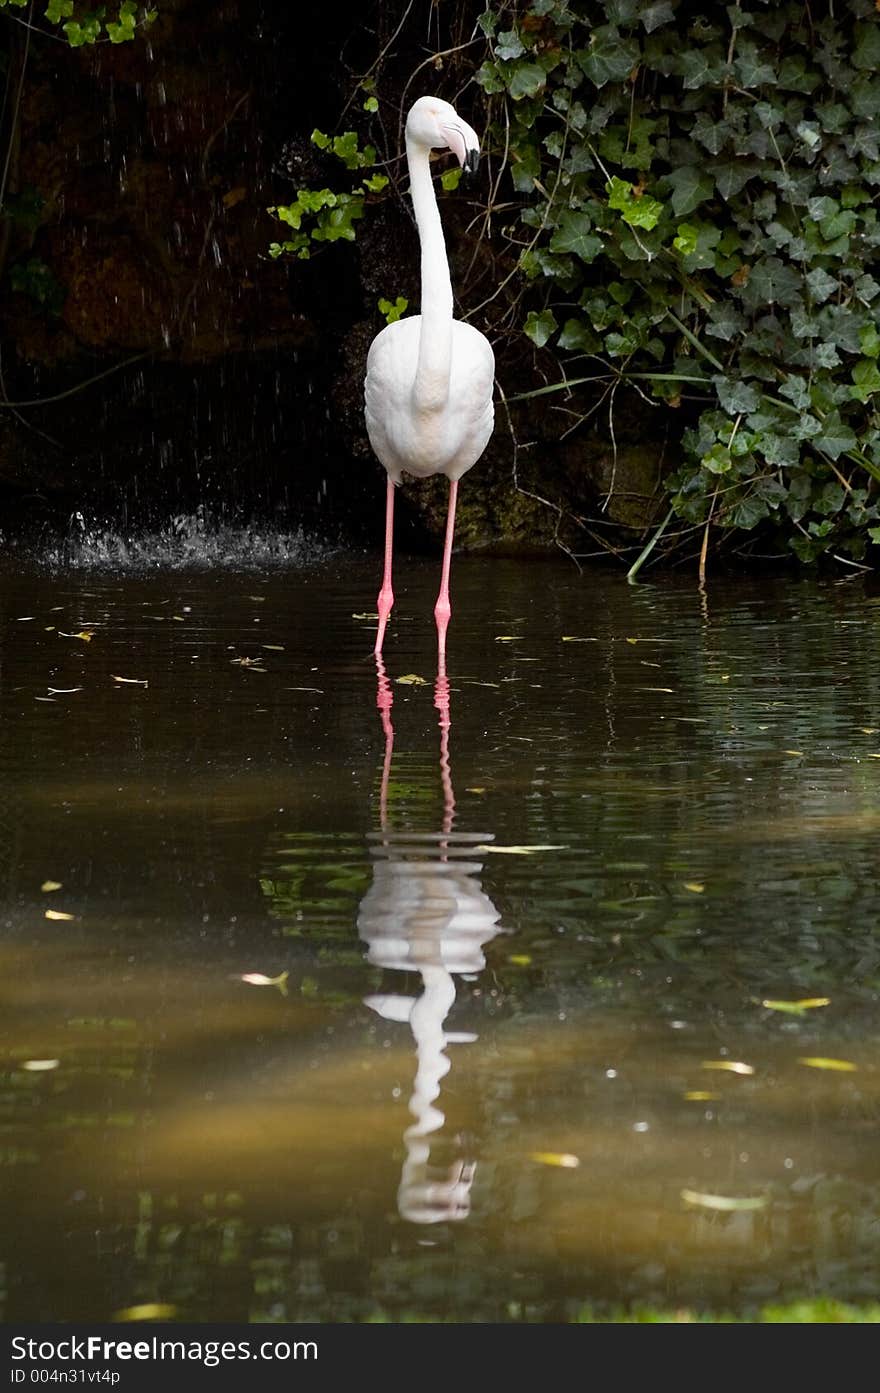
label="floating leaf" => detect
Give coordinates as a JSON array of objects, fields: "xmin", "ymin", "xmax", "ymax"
[
  {"xmin": 701, "ymin": 1060, "xmax": 755, "ymax": 1075},
  {"xmin": 494, "ymin": 635, "xmax": 520, "ymax": 642},
  {"xmin": 798, "ymin": 1056, "xmax": 857, "ymax": 1071},
  {"xmin": 22, "ymin": 1059, "xmax": 60, "ymax": 1072},
  {"xmin": 784, "ymin": 749, "xmax": 804, "ymax": 757},
  {"xmin": 561, "ymin": 636, "xmax": 598, "ymax": 642},
  {"xmin": 45, "ymin": 909, "xmax": 74, "ymax": 921},
  {"xmin": 236, "ymin": 971, "xmax": 289, "ymax": 996},
  {"xmin": 113, "ymin": 1304, "xmax": 178, "ymax": 1322},
  {"xmin": 684, "ymin": 1091, "xmax": 719, "ymax": 1101},
  {"xmin": 529, "ymin": 1151, "xmax": 580, "ymax": 1169},
  {"xmin": 262, "ymin": 644, "xmax": 285, "ymax": 651},
  {"xmin": 47, "ymin": 687, "xmax": 83, "ymax": 695},
  {"xmin": 396, "ymin": 674, "xmax": 428, "ymax": 685},
  {"xmin": 509, "ymin": 954, "xmax": 533, "ymax": 966},
  {"xmin": 475, "ymin": 844, "xmax": 567, "ymax": 855},
  {"xmin": 684, "ymin": 882, "xmax": 705, "ymax": 893},
  {"xmin": 681, "ymin": 1189, "xmax": 767, "ymax": 1212},
  {"xmin": 59, "ymin": 630, "xmax": 94, "ymax": 642},
  {"xmin": 761, "ymin": 997, "xmax": 830, "ymax": 1015},
  {"xmin": 112, "ymin": 675, "xmax": 148, "ymax": 686},
  {"xmin": 41, "ymin": 881, "xmax": 62, "ymax": 893},
  {"xmin": 352, "ymin": 612, "xmax": 379, "ymax": 620}
]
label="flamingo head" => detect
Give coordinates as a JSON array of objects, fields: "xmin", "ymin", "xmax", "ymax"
[{"xmin": 406, "ymin": 96, "xmax": 481, "ymax": 175}]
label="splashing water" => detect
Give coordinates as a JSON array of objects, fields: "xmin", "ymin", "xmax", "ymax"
[{"xmin": 38, "ymin": 511, "xmax": 333, "ymax": 573}]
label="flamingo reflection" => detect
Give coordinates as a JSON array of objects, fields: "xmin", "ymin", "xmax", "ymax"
[{"xmin": 359, "ymin": 658, "xmax": 502, "ymax": 1223}]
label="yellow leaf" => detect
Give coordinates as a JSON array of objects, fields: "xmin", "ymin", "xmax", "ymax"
[
  {"xmin": 22, "ymin": 1059, "xmax": 60, "ymax": 1072},
  {"xmin": 41, "ymin": 880, "xmax": 62, "ymax": 893},
  {"xmin": 561, "ymin": 636, "xmax": 598, "ymax": 642},
  {"xmin": 494, "ymin": 635, "xmax": 519, "ymax": 642},
  {"xmin": 474, "ymin": 844, "xmax": 567, "ymax": 855},
  {"xmin": 45, "ymin": 909, "xmax": 74, "ymax": 921},
  {"xmin": 859, "ymin": 728, "xmax": 878, "ymax": 734},
  {"xmin": 465, "ymin": 787, "xmax": 486, "ymax": 794},
  {"xmin": 761, "ymin": 997, "xmax": 830, "ymax": 1014},
  {"xmin": 684, "ymin": 1091, "xmax": 718, "ymax": 1101},
  {"xmin": 60, "ymin": 630, "xmax": 94, "ymax": 642},
  {"xmin": 396, "ymin": 673, "xmax": 428, "ymax": 686},
  {"xmin": 701, "ymin": 1060, "xmax": 754, "ymax": 1075},
  {"xmin": 684, "ymin": 882, "xmax": 705, "ymax": 893},
  {"xmin": 681, "ymin": 1189, "xmax": 767, "ymax": 1212},
  {"xmin": 113, "ymin": 1303, "xmax": 178, "ymax": 1322},
  {"xmin": 798, "ymin": 1056, "xmax": 857, "ymax": 1072},
  {"xmin": 784, "ymin": 750, "xmax": 804, "ymax": 757},
  {"xmin": 529, "ymin": 1152, "xmax": 580, "ymax": 1169},
  {"xmin": 508, "ymin": 954, "xmax": 532, "ymax": 966}
]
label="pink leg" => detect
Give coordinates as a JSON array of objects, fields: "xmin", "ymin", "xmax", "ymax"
[
  {"xmin": 434, "ymin": 478, "xmax": 458, "ymax": 668},
  {"xmin": 374, "ymin": 477, "xmax": 395, "ymax": 655}
]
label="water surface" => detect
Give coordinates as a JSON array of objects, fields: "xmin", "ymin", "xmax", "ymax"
[{"xmin": 1, "ymin": 551, "xmax": 879, "ymax": 1320}]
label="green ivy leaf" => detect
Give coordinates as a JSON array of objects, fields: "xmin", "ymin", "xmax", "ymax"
[
  {"xmin": 850, "ymin": 360, "xmax": 880, "ymax": 404},
  {"xmin": 549, "ymin": 210, "xmax": 603, "ymax": 261},
  {"xmin": 578, "ymin": 26, "xmax": 640, "ymax": 88},
  {"xmin": 714, "ymin": 378, "xmax": 761, "ymax": 415},
  {"xmin": 496, "ymin": 29, "xmax": 525, "ymax": 61},
  {"xmin": 813, "ymin": 411, "xmax": 858, "ymax": 460},
  {"xmin": 665, "ymin": 165, "xmax": 714, "ymax": 216},
  {"xmin": 735, "ymin": 41, "xmax": 777, "ymax": 89},
  {"xmin": 508, "ymin": 63, "xmax": 547, "ymax": 100},
  {"xmin": 378, "ymin": 296, "xmax": 408, "ymax": 325},
  {"xmin": 606, "ymin": 176, "xmax": 664, "ymax": 229},
  {"xmin": 523, "ymin": 309, "xmax": 558, "ymax": 348}
]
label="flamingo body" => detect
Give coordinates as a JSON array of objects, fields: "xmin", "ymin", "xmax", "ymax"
[{"xmin": 365, "ymin": 317, "xmax": 494, "ymax": 484}]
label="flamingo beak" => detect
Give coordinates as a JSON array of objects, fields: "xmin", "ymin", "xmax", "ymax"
[{"xmin": 441, "ymin": 120, "xmax": 480, "ymax": 175}]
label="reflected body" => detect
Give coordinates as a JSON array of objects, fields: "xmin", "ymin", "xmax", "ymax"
[
  {"xmin": 364, "ymin": 97, "xmax": 495, "ymax": 660},
  {"xmin": 360, "ymin": 660, "xmax": 502, "ymax": 1221}
]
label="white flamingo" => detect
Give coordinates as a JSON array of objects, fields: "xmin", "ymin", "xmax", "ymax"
[{"xmin": 364, "ymin": 96, "xmax": 495, "ymax": 661}]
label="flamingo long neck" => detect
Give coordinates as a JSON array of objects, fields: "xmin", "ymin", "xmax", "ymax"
[{"xmin": 407, "ymin": 137, "xmax": 453, "ymax": 411}]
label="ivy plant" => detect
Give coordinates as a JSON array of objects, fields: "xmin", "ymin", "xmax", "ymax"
[
  {"xmin": 0, "ymin": 1, "xmax": 156, "ymax": 46},
  {"xmin": 268, "ymin": 129, "xmax": 388, "ymax": 260},
  {"xmin": 476, "ymin": 0, "xmax": 880, "ymax": 562}
]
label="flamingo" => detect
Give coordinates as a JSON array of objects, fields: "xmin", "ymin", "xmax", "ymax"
[{"xmin": 364, "ymin": 96, "xmax": 495, "ymax": 663}]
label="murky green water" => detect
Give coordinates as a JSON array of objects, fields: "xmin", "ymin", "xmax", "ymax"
[{"xmin": 1, "ymin": 554, "xmax": 880, "ymax": 1321}]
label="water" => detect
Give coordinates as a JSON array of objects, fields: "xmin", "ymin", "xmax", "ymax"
[{"xmin": 1, "ymin": 551, "xmax": 879, "ymax": 1321}]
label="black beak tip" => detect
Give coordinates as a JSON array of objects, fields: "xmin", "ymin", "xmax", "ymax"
[{"xmin": 463, "ymin": 149, "xmax": 480, "ymax": 177}]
